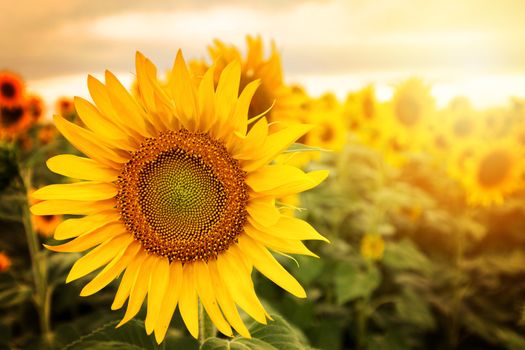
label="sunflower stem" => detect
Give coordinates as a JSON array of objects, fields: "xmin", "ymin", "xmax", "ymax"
[
  {"xmin": 19, "ymin": 167, "xmax": 52, "ymax": 346},
  {"xmin": 198, "ymin": 301, "xmax": 216, "ymax": 344}
]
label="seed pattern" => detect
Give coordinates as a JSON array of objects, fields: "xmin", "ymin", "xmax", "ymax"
[{"xmin": 116, "ymin": 129, "xmax": 249, "ymax": 262}]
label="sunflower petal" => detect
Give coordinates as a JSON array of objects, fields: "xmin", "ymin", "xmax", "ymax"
[
  {"xmin": 32, "ymin": 182, "xmax": 117, "ymax": 201},
  {"xmin": 242, "ymin": 123, "xmax": 313, "ymax": 172},
  {"xmin": 54, "ymin": 115, "xmax": 128, "ymax": 168},
  {"xmin": 247, "ymin": 197, "xmax": 280, "ymax": 227},
  {"xmin": 216, "ymin": 249, "xmax": 267, "ymax": 324},
  {"xmin": 169, "ymin": 50, "xmax": 198, "ymax": 131},
  {"xmin": 66, "ymin": 234, "xmax": 134, "ymax": 283},
  {"xmin": 45, "ymin": 222, "xmax": 126, "ymax": 253},
  {"xmin": 244, "ymin": 225, "xmax": 318, "ymax": 257},
  {"xmin": 54, "ymin": 211, "xmax": 120, "ymax": 240},
  {"xmin": 117, "ymin": 254, "xmax": 156, "ymax": 327},
  {"xmin": 233, "ymin": 117, "xmax": 268, "ymax": 159},
  {"xmin": 197, "ymin": 65, "xmax": 216, "ymax": 132},
  {"xmin": 238, "ymin": 235, "xmax": 306, "ymax": 298},
  {"xmin": 30, "ymin": 199, "xmax": 115, "ymax": 216},
  {"xmin": 179, "ymin": 263, "xmax": 199, "ymax": 339},
  {"xmin": 251, "ymin": 217, "xmax": 328, "ymax": 244},
  {"xmin": 154, "ymin": 261, "xmax": 183, "ymax": 344},
  {"xmin": 145, "ymin": 256, "xmax": 170, "ymax": 335},
  {"xmin": 194, "ymin": 261, "xmax": 233, "ymax": 336},
  {"xmin": 112, "ymin": 250, "xmax": 148, "ymax": 310},
  {"xmin": 47, "ymin": 155, "xmax": 119, "ymax": 182},
  {"xmin": 80, "ymin": 242, "xmax": 141, "ymax": 296},
  {"xmin": 214, "ymin": 62, "xmax": 241, "ymax": 138},
  {"xmin": 74, "ymin": 96, "xmax": 135, "ymax": 150},
  {"xmin": 208, "ymin": 260, "xmax": 251, "ymax": 338}
]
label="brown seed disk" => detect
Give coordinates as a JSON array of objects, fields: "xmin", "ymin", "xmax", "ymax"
[{"xmin": 116, "ymin": 129, "xmax": 249, "ymax": 262}]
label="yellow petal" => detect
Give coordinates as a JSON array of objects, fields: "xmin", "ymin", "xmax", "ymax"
[
  {"xmin": 233, "ymin": 117, "xmax": 268, "ymax": 159},
  {"xmin": 74, "ymin": 96, "xmax": 135, "ymax": 151},
  {"xmin": 208, "ymin": 260, "xmax": 251, "ymax": 338},
  {"xmin": 117, "ymin": 254, "xmax": 156, "ymax": 327},
  {"xmin": 242, "ymin": 124, "xmax": 313, "ymax": 172},
  {"xmin": 145, "ymin": 256, "xmax": 170, "ymax": 335},
  {"xmin": 232, "ymin": 79, "xmax": 260, "ymax": 136},
  {"xmin": 246, "ymin": 197, "xmax": 280, "ymax": 227},
  {"xmin": 66, "ymin": 234, "xmax": 134, "ymax": 283},
  {"xmin": 112, "ymin": 250, "xmax": 148, "ymax": 310},
  {"xmin": 45, "ymin": 222, "xmax": 126, "ymax": 253},
  {"xmin": 154, "ymin": 261, "xmax": 183, "ymax": 344},
  {"xmin": 197, "ymin": 65, "xmax": 216, "ymax": 132},
  {"xmin": 250, "ymin": 216, "xmax": 329, "ymax": 242},
  {"xmin": 238, "ymin": 235, "xmax": 306, "ymax": 298},
  {"xmin": 135, "ymin": 52, "xmax": 157, "ymax": 114},
  {"xmin": 194, "ymin": 261, "xmax": 233, "ymax": 336},
  {"xmin": 87, "ymin": 75, "xmax": 143, "ymax": 141},
  {"xmin": 243, "ymin": 225, "xmax": 318, "ymax": 258},
  {"xmin": 178, "ymin": 263, "xmax": 199, "ymax": 339},
  {"xmin": 30, "ymin": 199, "xmax": 115, "ymax": 216},
  {"xmin": 54, "ymin": 210, "xmax": 120, "ymax": 240},
  {"xmin": 80, "ymin": 242, "xmax": 141, "ymax": 296},
  {"xmin": 247, "ymin": 166, "xmax": 329, "ymax": 197},
  {"xmin": 169, "ymin": 50, "xmax": 198, "ymax": 131},
  {"xmin": 213, "ymin": 62, "xmax": 241, "ymax": 139},
  {"xmin": 105, "ymin": 70, "xmax": 152, "ymax": 138},
  {"xmin": 32, "ymin": 182, "xmax": 117, "ymax": 201},
  {"xmin": 54, "ymin": 115, "xmax": 128, "ymax": 168},
  {"xmin": 216, "ymin": 249, "xmax": 267, "ymax": 324},
  {"xmin": 47, "ymin": 155, "xmax": 119, "ymax": 182}
]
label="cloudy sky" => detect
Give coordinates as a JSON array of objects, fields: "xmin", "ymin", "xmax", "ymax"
[{"xmin": 2, "ymin": 0, "xmax": 525, "ymax": 110}]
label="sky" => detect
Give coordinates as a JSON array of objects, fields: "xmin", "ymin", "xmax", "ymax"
[{"xmin": 2, "ymin": 0, "xmax": 525, "ymax": 112}]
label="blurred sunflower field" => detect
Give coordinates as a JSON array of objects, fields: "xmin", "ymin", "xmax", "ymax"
[{"xmin": 2, "ymin": 3, "xmax": 525, "ymax": 349}]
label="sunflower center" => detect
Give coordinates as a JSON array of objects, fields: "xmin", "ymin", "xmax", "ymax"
[
  {"xmin": 395, "ymin": 96, "xmax": 421, "ymax": 126},
  {"xmin": 0, "ymin": 106, "xmax": 24, "ymax": 128},
  {"xmin": 320, "ymin": 123, "xmax": 335, "ymax": 142},
  {"xmin": 0, "ymin": 82, "xmax": 15, "ymax": 98},
  {"xmin": 477, "ymin": 150, "xmax": 512, "ymax": 188},
  {"xmin": 116, "ymin": 130, "xmax": 248, "ymax": 262}
]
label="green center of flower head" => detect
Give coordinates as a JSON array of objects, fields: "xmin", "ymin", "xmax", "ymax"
[
  {"xmin": 117, "ymin": 130, "xmax": 249, "ymax": 262},
  {"xmin": 477, "ymin": 150, "xmax": 511, "ymax": 188}
]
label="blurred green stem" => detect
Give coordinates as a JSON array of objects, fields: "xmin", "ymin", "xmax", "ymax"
[
  {"xmin": 198, "ymin": 301, "xmax": 216, "ymax": 344},
  {"xmin": 355, "ymin": 297, "xmax": 369, "ymax": 350},
  {"xmin": 19, "ymin": 168, "xmax": 52, "ymax": 344},
  {"xmin": 449, "ymin": 225, "xmax": 465, "ymax": 348}
]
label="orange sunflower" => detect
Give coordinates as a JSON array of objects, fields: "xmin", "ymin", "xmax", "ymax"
[{"xmin": 0, "ymin": 71, "xmax": 25, "ymax": 107}]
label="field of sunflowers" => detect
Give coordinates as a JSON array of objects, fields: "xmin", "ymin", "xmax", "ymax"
[{"xmin": 1, "ymin": 36, "xmax": 525, "ymax": 350}]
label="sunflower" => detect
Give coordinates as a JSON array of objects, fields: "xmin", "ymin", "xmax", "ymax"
[
  {"xmin": 0, "ymin": 104, "xmax": 32, "ymax": 139},
  {"xmin": 200, "ymin": 35, "xmax": 302, "ymax": 124},
  {"xmin": 0, "ymin": 252, "xmax": 11, "ymax": 272},
  {"xmin": 460, "ymin": 139, "xmax": 524, "ymax": 206},
  {"xmin": 37, "ymin": 123, "xmax": 58, "ymax": 145},
  {"xmin": 27, "ymin": 94, "xmax": 45, "ymax": 122},
  {"xmin": 0, "ymin": 71, "xmax": 25, "ymax": 108},
  {"xmin": 343, "ymin": 85, "xmax": 378, "ymax": 132},
  {"xmin": 33, "ymin": 214, "xmax": 62, "ymax": 238},
  {"xmin": 360, "ymin": 234, "xmax": 385, "ymax": 261},
  {"xmin": 31, "ymin": 51, "xmax": 328, "ymax": 343},
  {"xmin": 55, "ymin": 97, "xmax": 77, "ymax": 121}
]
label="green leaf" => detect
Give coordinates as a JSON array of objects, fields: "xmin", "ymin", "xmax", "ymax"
[
  {"xmin": 334, "ymin": 261, "xmax": 381, "ymax": 304},
  {"xmin": 284, "ymin": 143, "xmax": 331, "ymax": 154},
  {"xmin": 63, "ymin": 319, "xmax": 159, "ymax": 350},
  {"xmin": 200, "ymin": 314, "xmax": 315, "ymax": 350},
  {"xmin": 382, "ymin": 239, "xmax": 432, "ymax": 275}
]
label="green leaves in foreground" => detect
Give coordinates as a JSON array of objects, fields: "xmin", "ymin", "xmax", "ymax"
[
  {"xmin": 61, "ymin": 314, "xmax": 313, "ymax": 350},
  {"xmin": 200, "ymin": 314, "xmax": 315, "ymax": 350}
]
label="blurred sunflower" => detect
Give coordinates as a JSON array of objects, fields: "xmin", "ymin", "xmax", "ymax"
[
  {"xmin": 0, "ymin": 71, "xmax": 25, "ymax": 108},
  {"xmin": 0, "ymin": 104, "xmax": 32, "ymax": 139},
  {"xmin": 360, "ymin": 234, "xmax": 385, "ymax": 261},
  {"xmin": 31, "ymin": 51, "xmax": 328, "ymax": 343},
  {"xmin": 0, "ymin": 252, "xmax": 11, "ymax": 272},
  {"xmin": 461, "ymin": 139, "xmax": 523, "ymax": 206},
  {"xmin": 55, "ymin": 97, "xmax": 76, "ymax": 120},
  {"xmin": 387, "ymin": 78, "xmax": 435, "ymax": 149},
  {"xmin": 201, "ymin": 35, "xmax": 302, "ymax": 124},
  {"xmin": 343, "ymin": 85, "xmax": 378, "ymax": 132},
  {"xmin": 33, "ymin": 215, "xmax": 62, "ymax": 238},
  {"xmin": 27, "ymin": 94, "xmax": 45, "ymax": 122},
  {"xmin": 37, "ymin": 123, "xmax": 58, "ymax": 145},
  {"xmin": 304, "ymin": 109, "xmax": 347, "ymax": 152}
]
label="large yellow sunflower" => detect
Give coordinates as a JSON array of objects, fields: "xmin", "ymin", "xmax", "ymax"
[
  {"xmin": 31, "ymin": 51, "xmax": 328, "ymax": 343},
  {"xmin": 460, "ymin": 139, "xmax": 524, "ymax": 206},
  {"xmin": 199, "ymin": 35, "xmax": 302, "ymax": 124}
]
